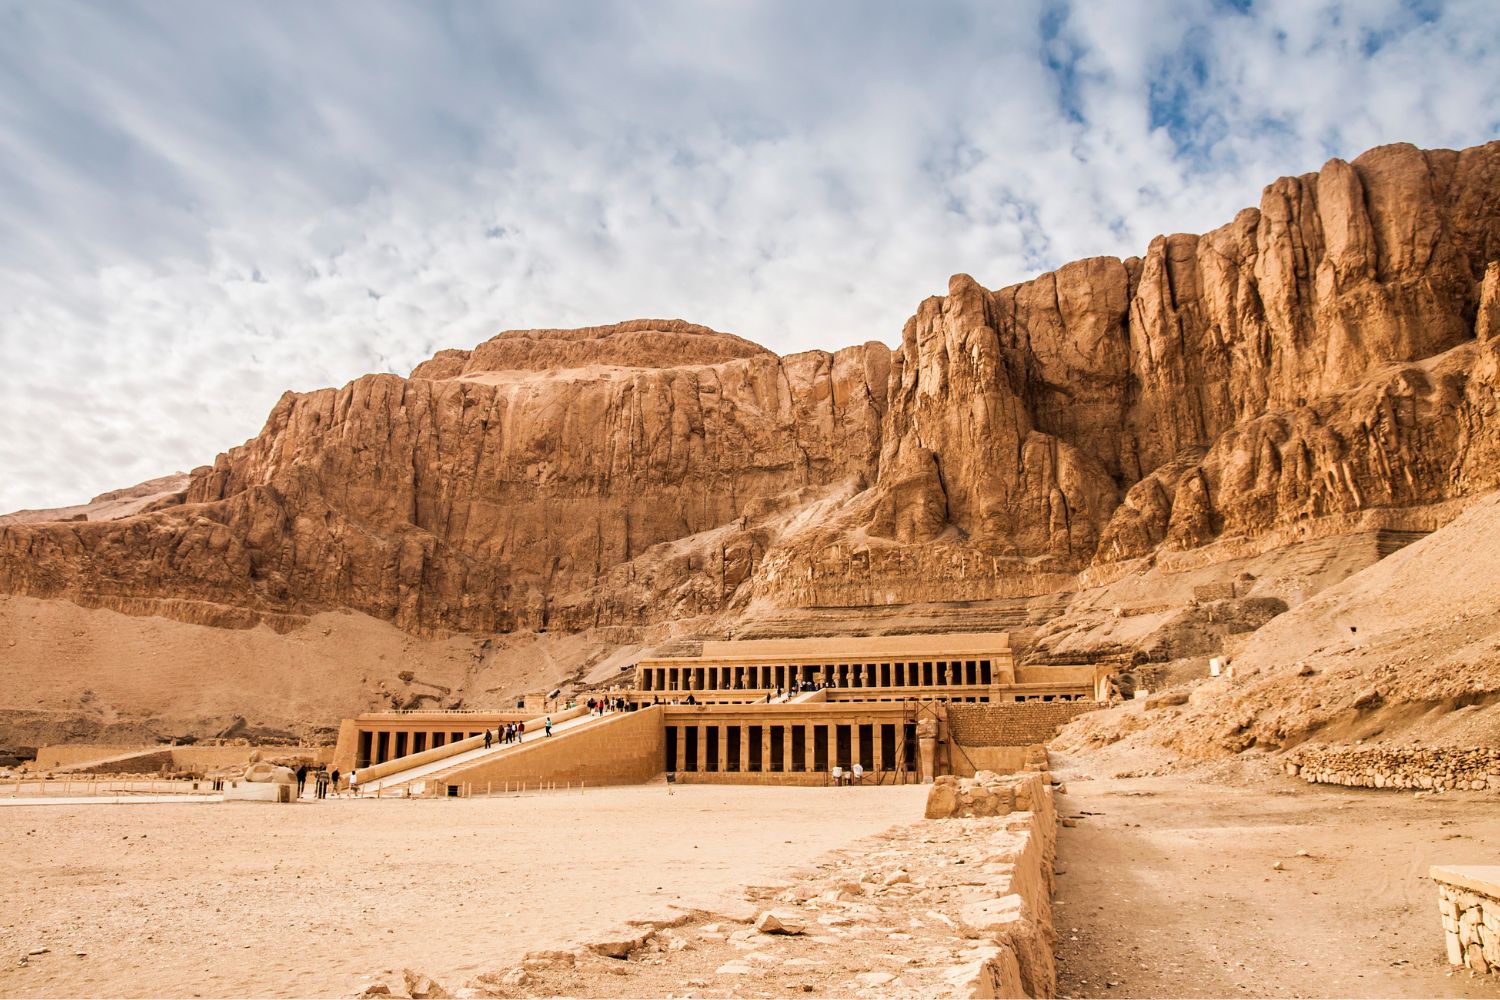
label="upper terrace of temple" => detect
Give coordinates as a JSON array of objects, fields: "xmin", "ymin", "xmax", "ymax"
[{"xmin": 635, "ymin": 632, "xmax": 1051, "ymax": 700}]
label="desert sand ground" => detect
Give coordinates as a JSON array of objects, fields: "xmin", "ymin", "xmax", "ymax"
[
  {"xmin": 6, "ymin": 762, "xmax": 1500, "ymax": 999},
  {"xmin": 1051, "ymin": 754, "xmax": 1500, "ymax": 999},
  {"xmin": 0, "ymin": 783, "xmax": 925, "ymax": 999}
]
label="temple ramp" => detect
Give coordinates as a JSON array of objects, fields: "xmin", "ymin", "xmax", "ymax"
[
  {"xmin": 359, "ymin": 710, "xmax": 602, "ymax": 794},
  {"xmin": 412, "ymin": 706, "xmax": 665, "ymax": 795}
]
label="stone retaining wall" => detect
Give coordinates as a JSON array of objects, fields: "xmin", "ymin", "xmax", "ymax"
[
  {"xmin": 1432, "ymin": 867, "xmax": 1500, "ymax": 974},
  {"xmin": 947, "ymin": 702, "xmax": 1099, "ymax": 747},
  {"xmin": 1284, "ymin": 745, "xmax": 1500, "ymax": 792}
]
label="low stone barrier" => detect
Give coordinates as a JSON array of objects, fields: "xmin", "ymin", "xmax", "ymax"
[
  {"xmin": 1432, "ymin": 866, "xmax": 1500, "ymax": 974},
  {"xmin": 1284, "ymin": 744, "xmax": 1500, "ymax": 792},
  {"xmin": 924, "ymin": 770, "xmax": 1058, "ymax": 996}
]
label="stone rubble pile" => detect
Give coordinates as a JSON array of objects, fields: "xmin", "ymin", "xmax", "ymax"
[{"xmin": 1285, "ymin": 744, "xmax": 1500, "ymax": 792}]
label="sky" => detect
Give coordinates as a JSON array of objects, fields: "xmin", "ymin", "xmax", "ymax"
[{"xmin": 1, "ymin": 0, "xmax": 1498, "ymax": 512}]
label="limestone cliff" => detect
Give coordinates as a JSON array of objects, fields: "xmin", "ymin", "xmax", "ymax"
[
  {"xmin": 4, "ymin": 141, "xmax": 1500, "ymax": 638},
  {"xmin": 759, "ymin": 140, "xmax": 1500, "ymax": 607},
  {"xmin": 0, "ymin": 320, "xmax": 890, "ymax": 634}
]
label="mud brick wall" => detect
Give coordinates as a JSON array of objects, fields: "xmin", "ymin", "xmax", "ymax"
[
  {"xmin": 947, "ymin": 702, "xmax": 1100, "ymax": 747},
  {"xmin": 1285, "ymin": 745, "xmax": 1500, "ymax": 792}
]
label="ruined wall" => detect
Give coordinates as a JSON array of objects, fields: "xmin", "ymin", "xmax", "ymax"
[
  {"xmin": 926, "ymin": 771, "xmax": 1059, "ymax": 998},
  {"xmin": 947, "ymin": 701, "xmax": 1101, "ymax": 747},
  {"xmin": 1433, "ymin": 868, "xmax": 1500, "ymax": 974},
  {"xmin": 1285, "ymin": 744, "xmax": 1500, "ymax": 791}
]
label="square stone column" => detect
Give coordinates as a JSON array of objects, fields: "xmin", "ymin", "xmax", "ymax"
[
  {"xmin": 761, "ymin": 725, "xmax": 773, "ymax": 773},
  {"xmin": 699, "ymin": 724, "xmax": 710, "ymax": 771},
  {"xmin": 873, "ymin": 724, "xmax": 884, "ymax": 775},
  {"xmin": 740, "ymin": 724, "xmax": 751, "ymax": 771},
  {"xmin": 804, "ymin": 723, "xmax": 816, "ymax": 772}
]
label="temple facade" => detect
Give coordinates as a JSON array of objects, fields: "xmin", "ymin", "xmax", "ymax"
[{"xmin": 333, "ymin": 632, "xmax": 1108, "ymax": 787}]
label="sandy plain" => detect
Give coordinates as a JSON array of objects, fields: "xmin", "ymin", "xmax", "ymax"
[{"xmin": 0, "ymin": 783, "xmax": 926, "ymax": 999}]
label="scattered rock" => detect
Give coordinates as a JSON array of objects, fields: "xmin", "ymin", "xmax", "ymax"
[
  {"xmin": 520, "ymin": 950, "xmax": 576, "ymax": 969},
  {"xmin": 402, "ymin": 969, "xmax": 450, "ymax": 999},
  {"xmin": 754, "ymin": 910, "xmax": 807, "ymax": 935},
  {"xmin": 856, "ymin": 971, "xmax": 897, "ymax": 986},
  {"xmin": 589, "ymin": 929, "xmax": 653, "ymax": 959}
]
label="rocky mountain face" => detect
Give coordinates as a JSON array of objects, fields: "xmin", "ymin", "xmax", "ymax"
[
  {"xmin": 4, "ymin": 141, "xmax": 1500, "ymax": 639},
  {"xmin": 0, "ymin": 320, "xmax": 891, "ymax": 634}
]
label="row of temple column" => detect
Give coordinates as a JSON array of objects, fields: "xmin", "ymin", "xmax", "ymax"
[
  {"xmin": 641, "ymin": 659, "xmax": 994, "ymax": 692},
  {"xmin": 665, "ymin": 721, "xmax": 907, "ymax": 774},
  {"xmin": 360, "ymin": 729, "xmax": 483, "ymax": 767}
]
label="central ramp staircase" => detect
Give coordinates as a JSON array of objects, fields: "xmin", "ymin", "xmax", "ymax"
[{"xmin": 359, "ymin": 706, "xmax": 665, "ymax": 796}]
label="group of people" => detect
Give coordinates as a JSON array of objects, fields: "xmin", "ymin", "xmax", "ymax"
[
  {"xmin": 294, "ymin": 763, "xmax": 352, "ymax": 799},
  {"xmin": 586, "ymin": 695, "xmax": 626, "ymax": 716},
  {"xmin": 483, "ymin": 721, "xmax": 527, "ymax": 749},
  {"xmin": 832, "ymin": 763, "xmax": 865, "ymax": 785}
]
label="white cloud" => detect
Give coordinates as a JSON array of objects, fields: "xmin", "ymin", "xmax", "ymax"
[{"xmin": 1, "ymin": 0, "xmax": 1497, "ymax": 511}]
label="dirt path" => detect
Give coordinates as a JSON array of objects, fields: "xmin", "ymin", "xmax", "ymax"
[{"xmin": 1051, "ymin": 755, "xmax": 1500, "ymax": 998}]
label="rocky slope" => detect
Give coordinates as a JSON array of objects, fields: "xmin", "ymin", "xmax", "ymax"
[
  {"xmin": 3, "ymin": 141, "xmax": 1499, "ymax": 662},
  {"xmin": 1055, "ymin": 488, "xmax": 1500, "ymax": 763}
]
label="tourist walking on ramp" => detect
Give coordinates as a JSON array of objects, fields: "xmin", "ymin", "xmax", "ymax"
[
  {"xmin": 484, "ymin": 729, "xmax": 493, "ymax": 750},
  {"xmin": 544, "ymin": 716, "xmax": 553, "ymax": 737}
]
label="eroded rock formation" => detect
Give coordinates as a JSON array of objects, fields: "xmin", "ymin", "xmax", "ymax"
[{"xmin": 4, "ymin": 141, "xmax": 1500, "ymax": 636}]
